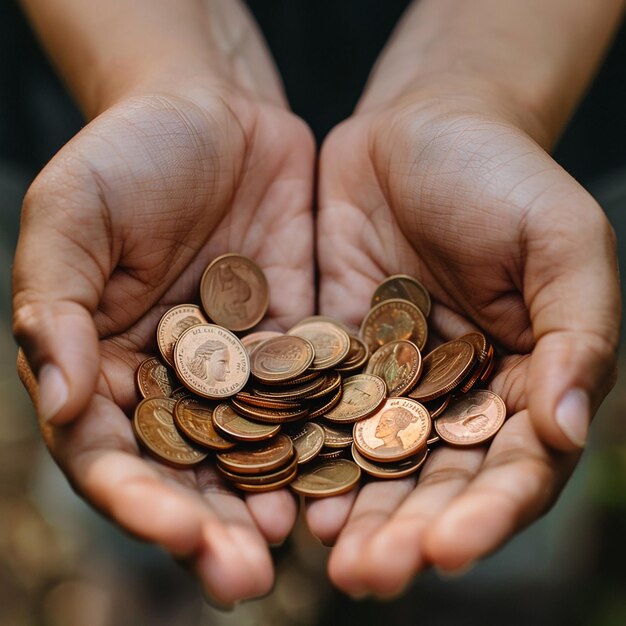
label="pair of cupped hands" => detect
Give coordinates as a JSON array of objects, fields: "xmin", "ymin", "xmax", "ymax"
[{"xmin": 12, "ymin": 37, "xmax": 620, "ymax": 607}]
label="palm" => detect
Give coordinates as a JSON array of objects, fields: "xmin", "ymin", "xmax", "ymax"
[
  {"xmin": 312, "ymin": 104, "xmax": 613, "ymax": 595},
  {"xmin": 17, "ymin": 88, "xmax": 315, "ymax": 604}
]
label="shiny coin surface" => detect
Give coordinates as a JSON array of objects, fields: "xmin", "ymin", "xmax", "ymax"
[
  {"xmin": 241, "ymin": 330, "xmax": 282, "ymax": 354},
  {"xmin": 288, "ymin": 422, "xmax": 325, "ymax": 464},
  {"xmin": 336, "ymin": 336, "xmax": 370, "ymax": 373},
  {"xmin": 480, "ymin": 345, "xmax": 496, "ymax": 382},
  {"xmin": 360, "ymin": 299, "xmax": 428, "ymax": 353},
  {"xmin": 408, "ymin": 339, "xmax": 475, "ymax": 402},
  {"xmin": 321, "ymin": 423, "xmax": 353, "ymax": 449},
  {"xmin": 174, "ymin": 324, "xmax": 249, "ymax": 399},
  {"xmin": 351, "ymin": 443, "xmax": 428, "ymax": 479},
  {"xmin": 457, "ymin": 332, "xmax": 490, "ymax": 393},
  {"xmin": 287, "ymin": 321, "xmax": 351, "ymax": 370},
  {"xmin": 324, "ymin": 374, "xmax": 387, "ymax": 424},
  {"xmin": 218, "ymin": 452, "xmax": 298, "ymax": 486},
  {"xmin": 133, "ymin": 397, "xmax": 208, "ymax": 467},
  {"xmin": 200, "ymin": 253, "xmax": 269, "ymax": 331},
  {"xmin": 303, "ymin": 370, "xmax": 343, "ymax": 401},
  {"xmin": 252, "ymin": 375, "xmax": 325, "ymax": 401},
  {"xmin": 353, "ymin": 397, "xmax": 431, "ymax": 463},
  {"xmin": 173, "ymin": 396, "xmax": 236, "ymax": 450},
  {"xmin": 365, "ymin": 340, "xmax": 423, "ymax": 397},
  {"xmin": 216, "ymin": 434, "xmax": 293, "ymax": 475},
  {"xmin": 230, "ymin": 397, "xmax": 308, "ymax": 423},
  {"xmin": 317, "ymin": 448, "xmax": 347, "ymax": 460},
  {"xmin": 234, "ymin": 392, "xmax": 300, "ymax": 410},
  {"xmin": 136, "ymin": 357, "xmax": 178, "ymax": 399},
  {"xmin": 371, "ymin": 274, "xmax": 432, "ymax": 317},
  {"xmin": 250, "ymin": 335, "xmax": 315, "ymax": 383},
  {"xmin": 232, "ymin": 467, "xmax": 298, "ymax": 493},
  {"xmin": 157, "ymin": 304, "xmax": 207, "ymax": 367},
  {"xmin": 290, "ymin": 458, "xmax": 361, "ymax": 497},
  {"xmin": 308, "ymin": 386, "xmax": 343, "ymax": 420},
  {"xmin": 434, "ymin": 390, "xmax": 506, "ymax": 447},
  {"xmin": 212, "ymin": 402, "xmax": 281, "ymax": 441}
]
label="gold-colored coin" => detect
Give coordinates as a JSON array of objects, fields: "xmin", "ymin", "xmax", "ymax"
[
  {"xmin": 351, "ymin": 443, "xmax": 428, "ymax": 479},
  {"xmin": 136, "ymin": 357, "xmax": 178, "ymax": 399},
  {"xmin": 336, "ymin": 336, "xmax": 370, "ymax": 373},
  {"xmin": 218, "ymin": 452, "xmax": 298, "ymax": 485},
  {"xmin": 212, "ymin": 402, "xmax": 281, "ymax": 442},
  {"xmin": 156, "ymin": 304, "xmax": 207, "ymax": 367},
  {"xmin": 287, "ymin": 320, "xmax": 351, "ymax": 370},
  {"xmin": 324, "ymin": 374, "xmax": 387, "ymax": 424},
  {"xmin": 371, "ymin": 274, "xmax": 432, "ymax": 317},
  {"xmin": 216, "ymin": 434, "xmax": 293, "ymax": 475},
  {"xmin": 231, "ymin": 467, "xmax": 298, "ymax": 493},
  {"xmin": 230, "ymin": 398, "xmax": 309, "ymax": 424},
  {"xmin": 308, "ymin": 387, "xmax": 343, "ymax": 420},
  {"xmin": 289, "ymin": 458, "xmax": 361, "ymax": 498},
  {"xmin": 365, "ymin": 340, "xmax": 422, "ymax": 397},
  {"xmin": 321, "ymin": 423, "xmax": 353, "ymax": 449},
  {"xmin": 241, "ymin": 330, "xmax": 282, "ymax": 354},
  {"xmin": 287, "ymin": 422, "xmax": 325, "ymax": 464},
  {"xmin": 173, "ymin": 396, "xmax": 236, "ymax": 450},
  {"xmin": 250, "ymin": 335, "xmax": 315, "ymax": 383}
]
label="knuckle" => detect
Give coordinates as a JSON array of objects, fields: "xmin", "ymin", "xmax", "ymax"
[{"xmin": 12, "ymin": 299, "xmax": 47, "ymax": 343}]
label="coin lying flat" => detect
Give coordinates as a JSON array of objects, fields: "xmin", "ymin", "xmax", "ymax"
[
  {"xmin": 241, "ymin": 330, "xmax": 282, "ymax": 354},
  {"xmin": 157, "ymin": 304, "xmax": 207, "ymax": 367},
  {"xmin": 308, "ymin": 387, "xmax": 343, "ymax": 420},
  {"xmin": 173, "ymin": 396, "xmax": 236, "ymax": 450},
  {"xmin": 133, "ymin": 397, "xmax": 208, "ymax": 467},
  {"xmin": 351, "ymin": 443, "xmax": 428, "ymax": 479},
  {"xmin": 216, "ymin": 434, "xmax": 293, "ymax": 475},
  {"xmin": 174, "ymin": 324, "xmax": 250, "ymax": 399},
  {"xmin": 287, "ymin": 422, "xmax": 325, "ymax": 464},
  {"xmin": 353, "ymin": 397, "xmax": 431, "ymax": 463},
  {"xmin": 366, "ymin": 340, "xmax": 423, "ymax": 397},
  {"xmin": 303, "ymin": 370, "xmax": 342, "ymax": 401},
  {"xmin": 434, "ymin": 390, "xmax": 506, "ymax": 447},
  {"xmin": 321, "ymin": 423, "xmax": 354, "ymax": 449},
  {"xmin": 324, "ymin": 374, "xmax": 387, "ymax": 424},
  {"xmin": 287, "ymin": 320, "xmax": 351, "ymax": 370},
  {"xmin": 200, "ymin": 253, "xmax": 269, "ymax": 331},
  {"xmin": 408, "ymin": 339, "xmax": 475, "ymax": 403},
  {"xmin": 360, "ymin": 298, "xmax": 428, "ymax": 353},
  {"xmin": 136, "ymin": 357, "xmax": 178, "ymax": 399},
  {"xmin": 218, "ymin": 452, "xmax": 298, "ymax": 486},
  {"xmin": 371, "ymin": 274, "xmax": 432, "ymax": 317},
  {"xmin": 234, "ymin": 392, "xmax": 300, "ymax": 410},
  {"xmin": 250, "ymin": 335, "xmax": 315, "ymax": 383},
  {"xmin": 230, "ymin": 397, "xmax": 309, "ymax": 424},
  {"xmin": 252, "ymin": 375, "xmax": 325, "ymax": 401},
  {"xmin": 336, "ymin": 336, "xmax": 370, "ymax": 373},
  {"xmin": 231, "ymin": 467, "xmax": 298, "ymax": 493},
  {"xmin": 212, "ymin": 402, "xmax": 281, "ymax": 442},
  {"xmin": 289, "ymin": 458, "xmax": 361, "ymax": 497}
]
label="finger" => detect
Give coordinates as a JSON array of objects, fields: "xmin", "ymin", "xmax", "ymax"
[
  {"xmin": 245, "ymin": 490, "xmax": 299, "ymax": 546},
  {"xmin": 305, "ymin": 489, "xmax": 359, "ymax": 546},
  {"xmin": 12, "ymin": 172, "xmax": 107, "ymax": 425},
  {"xmin": 524, "ymin": 198, "xmax": 620, "ymax": 450},
  {"xmin": 422, "ymin": 410, "xmax": 578, "ymax": 573},
  {"xmin": 328, "ymin": 446, "xmax": 484, "ymax": 597}
]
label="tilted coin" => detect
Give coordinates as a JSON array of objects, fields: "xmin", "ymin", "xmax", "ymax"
[
  {"xmin": 317, "ymin": 448, "xmax": 348, "ymax": 460},
  {"xmin": 287, "ymin": 320, "xmax": 351, "ymax": 370},
  {"xmin": 173, "ymin": 396, "xmax": 236, "ymax": 450},
  {"xmin": 252, "ymin": 375, "xmax": 325, "ymax": 401},
  {"xmin": 230, "ymin": 397, "xmax": 309, "ymax": 424},
  {"xmin": 231, "ymin": 467, "xmax": 298, "ymax": 493},
  {"xmin": 307, "ymin": 386, "xmax": 343, "ymax": 420},
  {"xmin": 360, "ymin": 298, "xmax": 428, "ymax": 353},
  {"xmin": 351, "ymin": 443, "xmax": 428, "ymax": 479},
  {"xmin": 324, "ymin": 374, "xmax": 387, "ymax": 424},
  {"xmin": 336, "ymin": 336, "xmax": 370, "ymax": 373},
  {"xmin": 408, "ymin": 339, "xmax": 475, "ymax": 403},
  {"xmin": 321, "ymin": 423, "xmax": 353, "ymax": 449},
  {"xmin": 353, "ymin": 397, "xmax": 431, "ymax": 463},
  {"xmin": 212, "ymin": 402, "xmax": 281, "ymax": 441},
  {"xmin": 303, "ymin": 370, "xmax": 342, "ymax": 401},
  {"xmin": 423, "ymin": 394, "xmax": 451, "ymax": 419},
  {"xmin": 457, "ymin": 332, "xmax": 490, "ymax": 393},
  {"xmin": 480, "ymin": 345, "xmax": 496, "ymax": 382},
  {"xmin": 296, "ymin": 315, "xmax": 353, "ymax": 333},
  {"xmin": 156, "ymin": 304, "xmax": 207, "ymax": 367},
  {"xmin": 174, "ymin": 324, "xmax": 250, "ymax": 399},
  {"xmin": 365, "ymin": 340, "xmax": 423, "ymax": 397},
  {"xmin": 218, "ymin": 452, "xmax": 298, "ymax": 486},
  {"xmin": 136, "ymin": 357, "xmax": 178, "ymax": 399},
  {"xmin": 216, "ymin": 434, "xmax": 293, "ymax": 475},
  {"xmin": 133, "ymin": 397, "xmax": 208, "ymax": 467},
  {"xmin": 200, "ymin": 253, "xmax": 269, "ymax": 331},
  {"xmin": 434, "ymin": 389, "xmax": 506, "ymax": 447},
  {"xmin": 234, "ymin": 392, "xmax": 300, "ymax": 410},
  {"xmin": 371, "ymin": 274, "xmax": 432, "ymax": 317},
  {"xmin": 287, "ymin": 422, "xmax": 325, "ymax": 464},
  {"xmin": 250, "ymin": 335, "xmax": 315, "ymax": 383},
  {"xmin": 289, "ymin": 458, "xmax": 361, "ymax": 498},
  {"xmin": 241, "ymin": 330, "xmax": 282, "ymax": 354}
]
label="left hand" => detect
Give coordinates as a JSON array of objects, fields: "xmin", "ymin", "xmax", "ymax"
[{"xmin": 309, "ymin": 88, "xmax": 620, "ymax": 597}]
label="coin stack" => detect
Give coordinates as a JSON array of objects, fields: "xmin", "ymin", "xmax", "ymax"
[{"xmin": 133, "ymin": 254, "xmax": 506, "ymax": 498}]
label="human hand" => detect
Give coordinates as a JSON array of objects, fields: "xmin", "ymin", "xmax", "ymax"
[
  {"xmin": 310, "ymin": 87, "xmax": 620, "ymax": 596},
  {"xmin": 12, "ymin": 61, "xmax": 315, "ymax": 606}
]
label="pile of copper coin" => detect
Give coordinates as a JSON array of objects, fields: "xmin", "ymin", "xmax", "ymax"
[{"xmin": 133, "ymin": 253, "xmax": 506, "ymax": 498}]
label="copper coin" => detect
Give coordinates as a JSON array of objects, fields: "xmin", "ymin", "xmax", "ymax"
[
  {"xmin": 303, "ymin": 370, "xmax": 343, "ymax": 401},
  {"xmin": 200, "ymin": 253, "xmax": 269, "ymax": 331},
  {"xmin": 173, "ymin": 324, "xmax": 249, "ymax": 399},
  {"xmin": 324, "ymin": 374, "xmax": 387, "ymax": 424},
  {"xmin": 252, "ymin": 375, "xmax": 325, "ymax": 401},
  {"xmin": 365, "ymin": 340, "xmax": 423, "ymax": 397},
  {"xmin": 408, "ymin": 339, "xmax": 475, "ymax": 403},
  {"xmin": 173, "ymin": 396, "xmax": 236, "ymax": 450},
  {"xmin": 321, "ymin": 423, "xmax": 353, "ymax": 449},
  {"xmin": 434, "ymin": 390, "xmax": 506, "ymax": 447},
  {"xmin": 288, "ymin": 422, "xmax": 325, "ymax": 464},
  {"xmin": 317, "ymin": 448, "xmax": 348, "ymax": 460},
  {"xmin": 133, "ymin": 397, "xmax": 208, "ymax": 467},
  {"xmin": 171, "ymin": 386, "xmax": 188, "ymax": 400},
  {"xmin": 156, "ymin": 304, "xmax": 207, "ymax": 367},
  {"xmin": 336, "ymin": 336, "xmax": 370, "ymax": 373},
  {"xmin": 457, "ymin": 332, "xmax": 489, "ymax": 393},
  {"xmin": 351, "ymin": 443, "xmax": 428, "ymax": 479},
  {"xmin": 480, "ymin": 345, "xmax": 496, "ymax": 382},
  {"xmin": 360, "ymin": 299, "xmax": 428, "ymax": 353},
  {"xmin": 296, "ymin": 315, "xmax": 353, "ymax": 333},
  {"xmin": 230, "ymin": 398, "xmax": 308, "ymax": 424},
  {"xmin": 371, "ymin": 274, "xmax": 432, "ymax": 317},
  {"xmin": 218, "ymin": 452, "xmax": 298, "ymax": 485},
  {"xmin": 279, "ymin": 370, "xmax": 323, "ymax": 386},
  {"xmin": 308, "ymin": 386, "xmax": 343, "ymax": 420},
  {"xmin": 241, "ymin": 330, "xmax": 282, "ymax": 354},
  {"xmin": 424, "ymin": 395, "xmax": 451, "ymax": 419},
  {"xmin": 212, "ymin": 402, "xmax": 281, "ymax": 441},
  {"xmin": 287, "ymin": 321, "xmax": 351, "ymax": 370},
  {"xmin": 136, "ymin": 357, "xmax": 178, "ymax": 399},
  {"xmin": 427, "ymin": 434, "xmax": 441, "ymax": 446},
  {"xmin": 353, "ymin": 397, "xmax": 431, "ymax": 463},
  {"xmin": 234, "ymin": 392, "xmax": 300, "ymax": 410},
  {"xmin": 216, "ymin": 434, "xmax": 293, "ymax": 475},
  {"xmin": 250, "ymin": 335, "xmax": 315, "ymax": 383},
  {"xmin": 289, "ymin": 458, "xmax": 361, "ymax": 498},
  {"xmin": 232, "ymin": 467, "xmax": 298, "ymax": 493}
]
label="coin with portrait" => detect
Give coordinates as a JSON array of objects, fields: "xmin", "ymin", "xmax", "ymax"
[
  {"xmin": 157, "ymin": 304, "xmax": 207, "ymax": 367},
  {"xmin": 366, "ymin": 339, "xmax": 422, "ymax": 396}
]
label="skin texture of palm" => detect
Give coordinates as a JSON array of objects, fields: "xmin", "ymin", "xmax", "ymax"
[{"xmin": 310, "ymin": 97, "xmax": 620, "ymax": 597}]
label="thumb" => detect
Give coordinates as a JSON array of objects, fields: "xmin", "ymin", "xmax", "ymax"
[
  {"xmin": 12, "ymin": 171, "xmax": 107, "ymax": 425},
  {"xmin": 525, "ymin": 199, "xmax": 621, "ymax": 452}
]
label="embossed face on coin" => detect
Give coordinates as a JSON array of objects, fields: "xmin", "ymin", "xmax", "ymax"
[
  {"xmin": 366, "ymin": 340, "xmax": 422, "ymax": 397},
  {"xmin": 200, "ymin": 254, "xmax": 269, "ymax": 331}
]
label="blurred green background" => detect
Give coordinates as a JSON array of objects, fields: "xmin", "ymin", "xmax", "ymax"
[{"xmin": 1, "ymin": 2, "xmax": 625, "ymax": 625}]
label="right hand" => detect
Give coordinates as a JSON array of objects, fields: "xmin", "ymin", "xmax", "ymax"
[{"xmin": 12, "ymin": 71, "xmax": 315, "ymax": 605}]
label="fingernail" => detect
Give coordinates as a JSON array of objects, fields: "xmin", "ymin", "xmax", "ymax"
[
  {"xmin": 38, "ymin": 364, "xmax": 68, "ymax": 422},
  {"xmin": 555, "ymin": 388, "xmax": 589, "ymax": 448},
  {"xmin": 435, "ymin": 561, "xmax": 475, "ymax": 578}
]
